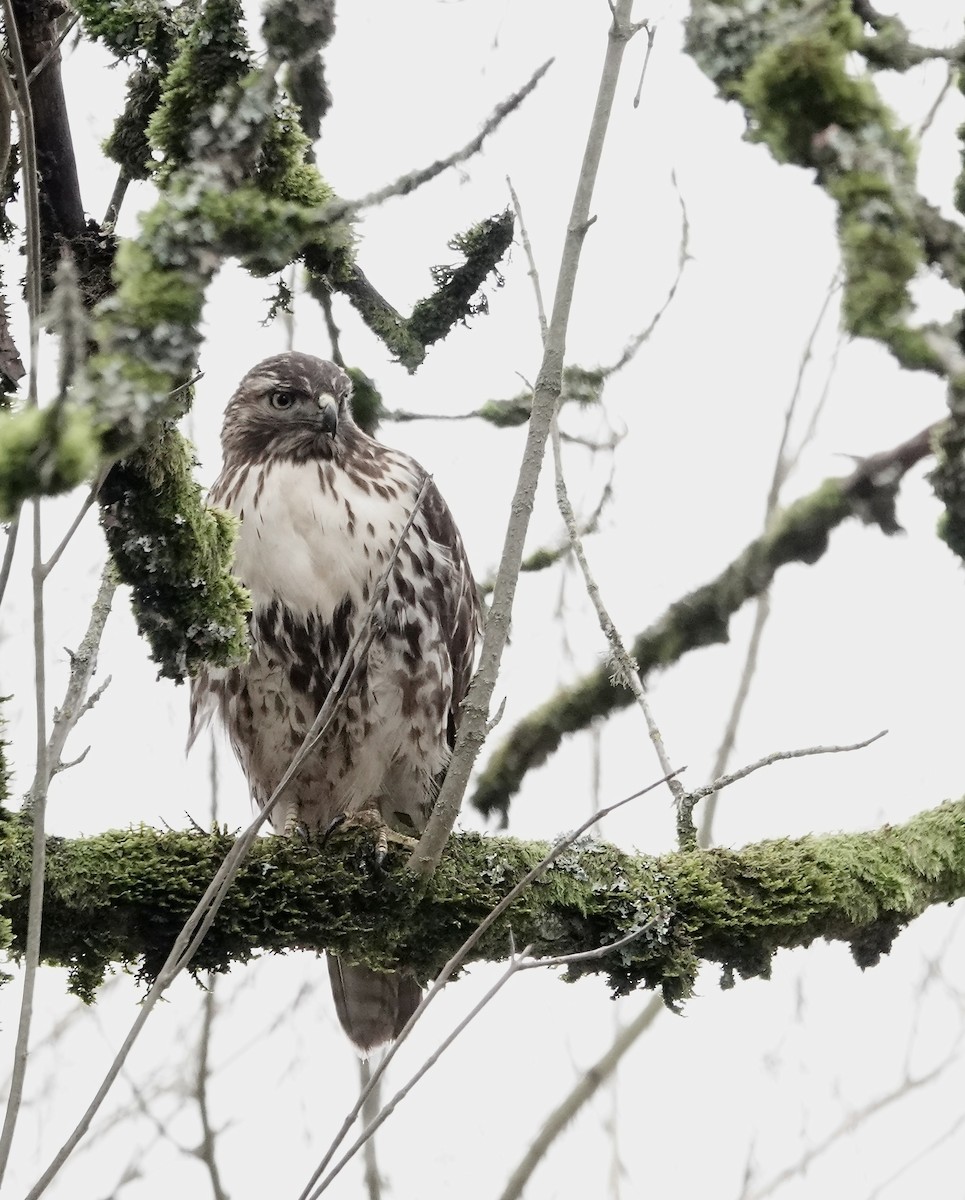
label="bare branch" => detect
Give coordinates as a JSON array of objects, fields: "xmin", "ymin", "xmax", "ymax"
[
  {"xmin": 40, "ymin": 472, "xmax": 105, "ymax": 579},
  {"xmin": 632, "ymin": 22, "xmax": 656, "ymax": 108},
  {"xmin": 506, "ymin": 175, "xmax": 548, "ymax": 342},
  {"xmin": 193, "ymin": 977, "xmax": 229, "ymax": 1200},
  {"xmin": 0, "ymin": 510, "xmax": 19, "ymax": 608},
  {"xmin": 916, "ymin": 61, "xmax": 956, "ymax": 141},
  {"xmin": 306, "ymin": 923, "xmax": 658, "ymax": 1198},
  {"xmin": 0, "ymin": 501, "xmax": 47, "ymax": 1184},
  {"xmin": 410, "ymin": 0, "xmax": 649, "ymax": 878},
  {"xmin": 551, "ymin": 417, "xmax": 686, "ymax": 842},
  {"xmin": 740, "ymin": 1057, "xmax": 956, "ymax": 1200},
  {"xmin": 688, "ymin": 730, "xmax": 887, "ymax": 808},
  {"xmin": 321, "ymin": 60, "xmax": 553, "ymax": 226},
  {"xmin": 499, "ymin": 994, "xmax": 663, "ymax": 1200},
  {"xmin": 601, "ymin": 173, "xmax": 691, "ymax": 377}
]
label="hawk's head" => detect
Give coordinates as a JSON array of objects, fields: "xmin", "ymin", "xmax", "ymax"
[{"xmin": 221, "ymin": 352, "xmax": 355, "ymax": 463}]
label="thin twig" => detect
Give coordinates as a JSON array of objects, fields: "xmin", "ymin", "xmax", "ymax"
[
  {"xmin": 40, "ymin": 470, "xmax": 107, "ymax": 579},
  {"xmin": 506, "ymin": 175, "xmax": 548, "ymax": 342},
  {"xmin": 0, "ymin": 4, "xmax": 45, "ymax": 1176},
  {"xmin": 25, "ymin": 480, "xmax": 433, "ymax": 1200},
  {"xmin": 740, "ymin": 1057, "xmax": 953, "ymax": 1200},
  {"xmin": 194, "ymin": 977, "xmax": 229, "ymax": 1200},
  {"xmin": 601, "ymin": 171, "xmax": 690, "ymax": 377},
  {"xmin": 698, "ymin": 271, "xmax": 843, "ymax": 846},
  {"xmin": 0, "ymin": 510, "xmax": 19, "ymax": 607},
  {"xmin": 697, "ymin": 591, "xmax": 772, "ymax": 848},
  {"xmin": 551, "ymin": 417, "xmax": 686, "ymax": 841},
  {"xmin": 319, "ymin": 59, "xmax": 554, "ymax": 227},
  {"xmin": 358, "ymin": 1060, "xmax": 383, "ymax": 1200},
  {"xmin": 0, "ymin": 501, "xmax": 47, "ymax": 1184},
  {"xmin": 865, "ymin": 1109, "xmax": 965, "ymax": 1200},
  {"xmin": 409, "ymin": 0, "xmax": 648, "ymax": 879},
  {"xmin": 687, "ymin": 730, "xmax": 887, "ymax": 807},
  {"xmin": 917, "ymin": 60, "xmax": 955, "ymax": 140},
  {"xmin": 319, "ymin": 284, "xmax": 345, "ymax": 368},
  {"xmin": 307, "ymin": 922, "xmax": 656, "ymax": 1198},
  {"xmin": 298, "ymin": 766, "xmax": 682, "ymax": 1199},
  {"xmin": 498, "ymin": 993, "xmax": 663, "ymax": 1200},
  {"xmin": 632, "ymin": 21, "xmax": 656, "ymax": 107},
  {"xmin": 42, "ymin": 564, "xmax": 115, "ymax": 777}
]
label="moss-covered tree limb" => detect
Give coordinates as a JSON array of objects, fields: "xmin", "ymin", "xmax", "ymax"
[
  {"xmin": 98, "ymin": 425, "xmax": 249, "ymax": 679},
  {"xmin": 471, "ymin": 423, "xmax": 938, "ymax": 822},
  {"xmin": 685, "ymin": 0, "xmax": 965, "ymax": 375},
  {"xmin": 80, "ymin": 0, "xmax": 519, "ymax": 375},
  {"xmin": 927, "ymin": 72, "xmax": 965, "ymax": 566},
  {"xmin": 685, "ymin": 0, "xmax": 965, "ymax": 564},
  {"xmin": 3, "ymin": 796, "xmax": 964, "ymax": 1008}
]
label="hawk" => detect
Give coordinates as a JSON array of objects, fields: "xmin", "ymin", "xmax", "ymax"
[{"xmin": 189, "ymin": 352, "xmax": 480, "ymax": 1052}]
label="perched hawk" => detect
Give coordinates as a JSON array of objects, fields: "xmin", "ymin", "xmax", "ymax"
[{"xmin": 189, "ymin": 352, "xmax": 480, "ymax": 1051}]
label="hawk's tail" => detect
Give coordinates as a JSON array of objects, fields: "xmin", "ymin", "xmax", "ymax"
[{"xmin": 327, "ymin": 956, "xmax": 422, "ymax": 1054}]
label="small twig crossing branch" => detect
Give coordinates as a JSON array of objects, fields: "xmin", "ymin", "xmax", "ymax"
[
  {"xmin": 298, "ymin": 768, "xmax": 682, "ymax": 1200},
  {"xmin": 408, "ymin": 0, "xmax": 650, "ymax": 879}
]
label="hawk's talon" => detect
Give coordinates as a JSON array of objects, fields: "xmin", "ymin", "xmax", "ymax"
[
  {"xmin": 283, "ymin": 810, "xmax": 309, "ymax": 840},
  {"xmin": 320, "ymin": 813, "xmax": 347, "ymax": 845},
  {"xmin": 326, "ymin": 810, "xmax": 418, "ymax": 862}
]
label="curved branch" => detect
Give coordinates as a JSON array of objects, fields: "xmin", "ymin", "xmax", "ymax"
[{"xmin": 471, "ymin": 423, "xmax": 939, "ymax": 822}]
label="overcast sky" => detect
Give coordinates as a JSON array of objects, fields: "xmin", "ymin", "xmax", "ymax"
[{"xmin": 2, "ymin": 2, "xmax": 965, "ymax": 1197}]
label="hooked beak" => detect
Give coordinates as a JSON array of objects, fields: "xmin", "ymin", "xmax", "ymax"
[{"xmin": 317, "ymin": 393, "xmax": 338, "ymax": 436}]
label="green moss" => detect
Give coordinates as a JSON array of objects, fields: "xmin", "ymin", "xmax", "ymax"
[
  {"xmin": 4, "ymin": 800, "xmax": 965, "ymax": 1005},
  {"xmin": 476, "ymin": 397, "xmax": 533, "ymax": 427},
  {"xmin": 73, "ymin": 0, "xmax": 183, "ymax": 62},
  {"xmin": 261, "ymin": 0, "xmax": 334, "ymax": 62},
  {"xmin": 931, "ymin": 406, "xmax": 965, "ymax": 563},
  {"xmin": 257, "ymin": 106, "xmax": 332, "ymax": 206},
  {"xmin": 0, "ymin": 405, "xmax": 100, "ymax": 519},
  {"xmin": 740, "ymin": 27, "xmax": 880, "ymax": 166},
  {"xmin": 99, "ymin": 424, "xmax": 249, "ymax": 681},
  {"xmin": 147, "ymin": 0, "xmax": 251, "ymax": 169},
  {"xmin": 113, "ymin": 239, "xmax": 205, "ymax": 329},
  {"xmin": 839, "ymin": 213, "xmax": 918, "ymax": 332},
  {"xmin": 105, "ymin": 62, "xmax": 164, "ymax": 181},
  {"xmin": 407, "ymin": 211, "xmax": 514, "ymax": 349},
  {"xmin": 346, "ymin": 368, "xmax": 384, "ymax": 435},
  {"xmin": 0, "ymin": 700, "xmax": 9, "ymax": 812},
  {"xmin": 285, "ymin": 55, "xmax": 330, "ymax": 144}
]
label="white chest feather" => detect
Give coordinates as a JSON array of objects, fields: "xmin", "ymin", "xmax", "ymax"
[{"xmin": 226, "ymin": 458, "xmax": 412, "ymax": 621}]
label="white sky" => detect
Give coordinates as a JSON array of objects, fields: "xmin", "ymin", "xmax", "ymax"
[{"xmin": 2, "ymin": 2, "xmax": 965, "ymax": 1197}]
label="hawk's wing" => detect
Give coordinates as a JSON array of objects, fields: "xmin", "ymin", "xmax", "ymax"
[{"xmin": 419, "ymin": 474, "xmax": 482, "ymax": 747}]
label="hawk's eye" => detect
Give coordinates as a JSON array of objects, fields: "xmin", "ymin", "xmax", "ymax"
[{"xmin": 269, "ymin": 390, "xmax": 297, "ymax": 411}]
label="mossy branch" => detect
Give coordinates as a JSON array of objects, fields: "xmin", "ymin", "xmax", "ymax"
[
  {"xmin": 685, "ymin": 0, "xmax": 965, "ymax": 563},
  {"xmin": 3, "ymin": 797, "xmax": 964, "ymax": 1009},
  {"xmin": 686, "ymin": 0, "xmax": 961, "ymax": 374},
  {"xmin": 99, "ymin": 424, "xmax": 250, "ymax": 681},
  {"xmin": 471, "ymin": 425, "xmax": 936, "ymax": 822}
]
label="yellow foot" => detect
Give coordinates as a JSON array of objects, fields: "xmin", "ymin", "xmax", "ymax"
[
  {"xmin": 325, "ymin": 810, "xmax": 418, "ymax": 862},
  {"xmin": 283, "ymin": 809, "xmax": 308, "ymax": 839}
]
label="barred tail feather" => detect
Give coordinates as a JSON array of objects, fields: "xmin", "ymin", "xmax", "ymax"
[{"xmin": 327, "ymin": 956, "xmax": 423, "ymax": 1054}]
